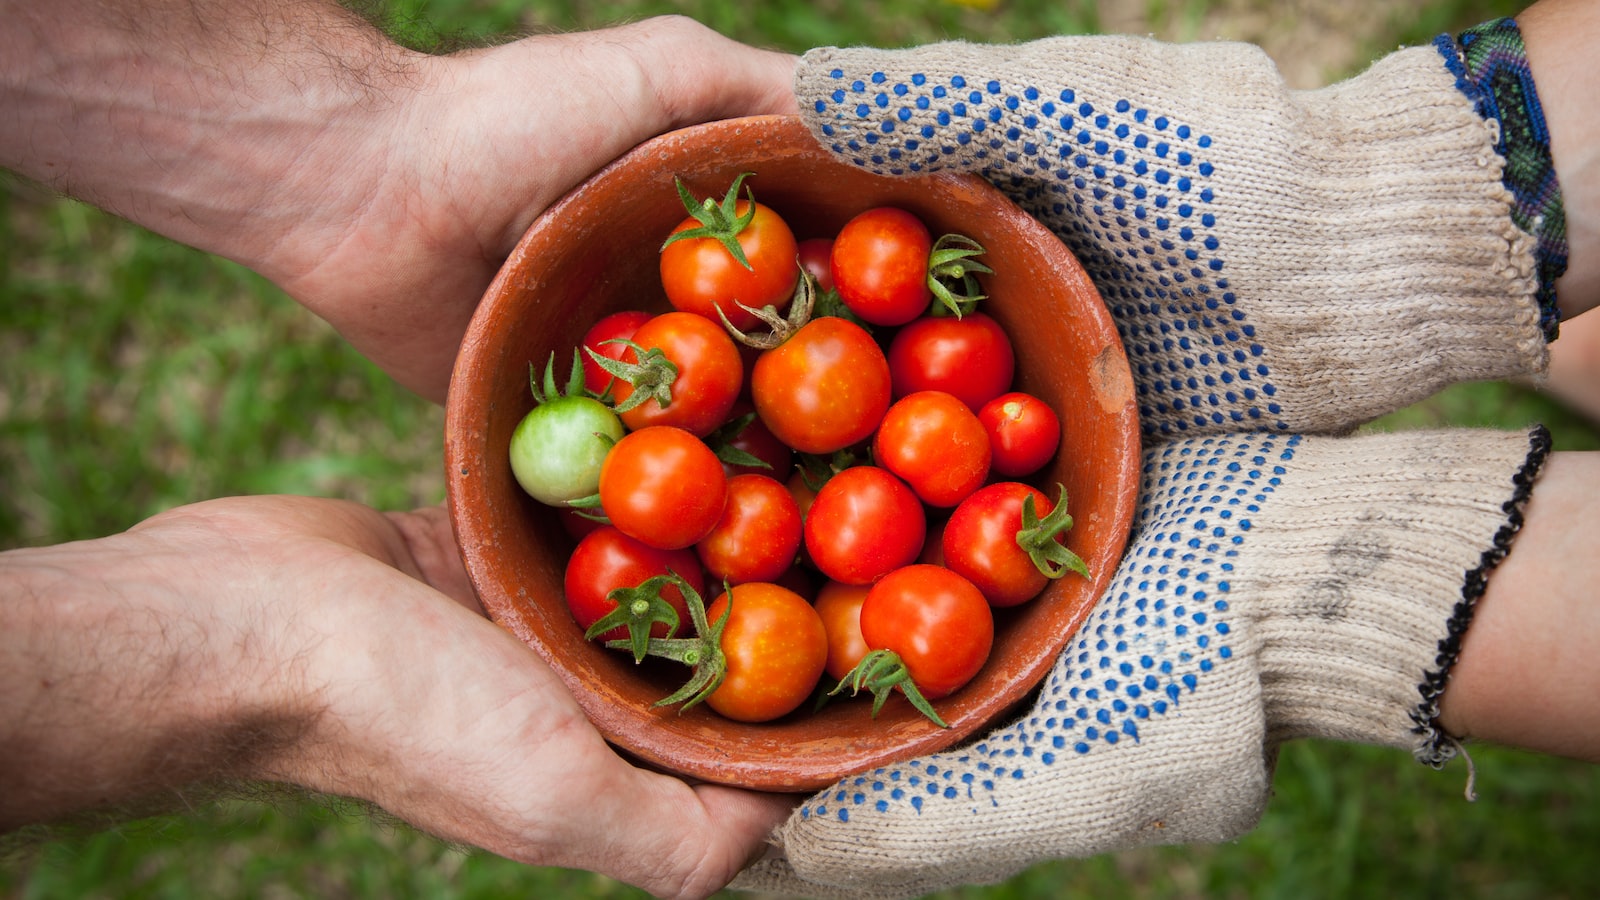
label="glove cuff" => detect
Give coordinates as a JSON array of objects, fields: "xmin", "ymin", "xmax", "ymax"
[
  {"xmin": 1247, "ymin": 426, "xmax": 1550, "ymax": 762},
  {"xmin": 1438, "ymin": 19, "xmax": 1567, "ymax": 341}
]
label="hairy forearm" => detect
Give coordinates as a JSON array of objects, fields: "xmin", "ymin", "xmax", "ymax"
[
  {"xmin": 0, "ymin": 0, "xmax": 420, "ymax": 275},
  {"xmin": 0, "ymin": 532, "xmax": 314, "ymax": 829}
]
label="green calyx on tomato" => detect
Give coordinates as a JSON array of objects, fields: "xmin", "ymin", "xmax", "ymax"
[
  {"xmin": 927, "ymin": 233, "xmax": 992, "ymax": 318},
  {"xmin": 584, "ymin": 572, "xmax": 687, "ymax": 663},
  {"xmin": 584, "ymin": 338, "xmax": 678, "ymax": 415},
  {"xmin": 793, "ymin": 447, "xmax": 864, "ymax": 493},
  {"xmin": 605, "ymin": 573, "xmax": 732, "ymax": 713},
  {"xmin": 661, "ymin": 172, "xmax": 760, "ymax": 270},
  {"xmin": 703, "ymin": 411, "xmax": 774, "ymax": 472},
  {"xmin": 809, "ymin": 275, "xmax": 872, "ymax": 331},
  {"xmin": 1020, "ymin": 484, "xmax": 1090, "ymax": 579},
  {"xmin": 715, "ymin": 262, "xmax": 817, "ymax": 351},
  {"xmin": 829, "ymin": 648, "xmax": 949, "ymax": 728}
]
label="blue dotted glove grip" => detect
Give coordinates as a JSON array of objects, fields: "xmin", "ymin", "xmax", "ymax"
[{"xmin": 797, "ymin": 39, "xmax": 1548, "ymax": 438}]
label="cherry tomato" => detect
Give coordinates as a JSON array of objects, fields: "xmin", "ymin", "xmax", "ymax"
[
  {"xmin": 599, "ymin": 426, "xmax": 727, "ymax": 550},
  {"xmin": 830, "ymin": 207, "xmax": 933, "ymax": 326},
  {"xmin": 661, "ymin": 198, "xmax": 798, "ymax": 332},
  {"xmin": 886, "ymin": 312, "xmax": 1016, "ymax": 411},
  {"xmin": 872, "ymin": 390, "xmax": 991, "ymax": 508},
  {"xmin": 564, "ymin": 525, "xmax": 704, "ymax": 642},
  {"xmin": 796, "ymin": 237, "xmax": 836, "ymax": 293},
  {"xmin": 942, "ymin": 482, "xmax": 1062, "ymax": 607},
  {"xmin": 695, "ymin": 473, "xmax": 803, "ymax": 585},
  {"xmin": 508, "ymin": 358, "xmax": 626, "ymax": 507},
  {"xmin": 979, "ymin": 391, "xmax": 1062, "ymax": 478},
  {"xmin": 804, "ymin": 465, "xmax": 925, "ymax": 585},
  {"xmin": 752, "ymin": 316, "xmax": 891, "ymax": 455},
  {"xmin": 813, "ymin": 580, "xmax": 872, "ymax": 682},
  {"xmin": 579, "ymin": 309, "xmax": 651, "ymax": 396},
  {"xmin": 609, "ymin": 311, "xmax": 743, "ymax": 437},
  {"xmin": 704, "ymin": 583, "xmax": 828, "ymax": 722},
  {"xmin": 860, "ymin": 564, "xmax": 993, "ymax": 699}
]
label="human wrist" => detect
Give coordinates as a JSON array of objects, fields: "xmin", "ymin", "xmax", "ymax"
[
  {"xmin": 0, "ymin": 530, "xmax": 320, "ymax": 827},
  {"xmin": 1246, "ymin": 428, "xmax": 1549, "ymax": 762}
]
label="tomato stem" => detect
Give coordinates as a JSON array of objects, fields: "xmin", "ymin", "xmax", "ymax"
[
  {"xmin": 660, "ymin": 173, "xmax": 759, "ymax": 270},
  {"xmin": 715, "ymin": 266, "xmax": 817, "ymax": 350},
  {"xmin": 1018, "ymin": 483, "xmax": 1090, "ymax": 580},
  {"xmin": 927, "ymin": 233, "xmax": 993, "ymax": 318},
  {"xmin": 583, "ymin": 339, "xmax": 680, "ymax": 414},
  {"xmin": 604, "ymin": 575, "xmax": 733, "ymax": 712},
  {"xmin": 584, "ymin": 572, "xmax": 687, "ymax": 663},
  {"xmin": 831, "ymin": 648, "xmax": 949, "ymax": 728},
  {"xmin": 529, "ymin": 348, "xmax": 593, "ymax": 405}
]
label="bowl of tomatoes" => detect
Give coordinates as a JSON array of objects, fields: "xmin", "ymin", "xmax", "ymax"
[{"xmin": 445, "ymin": 115, "xmax": 1140, "ymax": 792}]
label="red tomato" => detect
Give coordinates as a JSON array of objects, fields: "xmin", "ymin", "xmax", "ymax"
[
  {"xmin": 830, "ymin": 207, "xmax": 933, "ymax": 326},
  {"xmin": 579, "ymin": 309, "xmax": 651, "ymax": 396},
  {"xmin": 979, "ymin": 391, "xmax": 1062, "ymax": 478},
  {"xmin": 796, "ymin": 237, "xmax": 836, "ymax": 293},
  {"xmin": 704, "ymin": 583, "xmax": 828, "ymax": 722},
  {"xmin": 563, "ymin": 525, "xmax": 705, "ymax": 642},
  {"xmin": 599, "ymin": 426, "xmax": 727, "ymax": 550},
  {"xmin": 609, "ymin": 311, "xmax": 743, "ymax": 437},
  {"xmin": 804, "ymin": 465, "xmax": 925, "ymax": 585},
  {"xmin": 695, "ymin": 473, "xmax": 803, "ymax": 585},
  {"xmin": 660, "ymin": 198, "xmax": 798, "ymax": 331},
  {"xmin": 943, "ymin": 482, "xmax": 1060, "ymax": 607},
  {"xmin": 860, "ymin": 564, "xmax": 993, "ymax": 699},
  {"xmin": 873, "ymin": 390, "xmax": 991, "ymax": 508},
  {"xmin": 886, "ymin": 312, "xmax": 1016, "ymax": 411},
  {"xmin": 751, "ymin": 316, "xmax": 891, "ymax": 454},
  {"xmin": 813, "ymin": 580, "xmax": 872, "ymax": 682}
]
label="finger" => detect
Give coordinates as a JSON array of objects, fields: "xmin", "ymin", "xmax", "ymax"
[
  {"xmin": 384, "ymin": 504, "xmax": 481, "ymax": 613},
  {"xmin": 606, "ymin": 15, "xmax": 801, "ymax": 128},
  {"xmin": 560, "ymin": 765, "xmax": 796, "ymax": 899}
]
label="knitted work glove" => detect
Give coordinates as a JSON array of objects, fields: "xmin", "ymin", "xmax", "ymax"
[
  {"xmin": 794, "ymin": 23, "xmax": 1564, "ymax": 438},
  {"xmin": 734, "ymin": 426, "xmax": 1548, "ymax": 898}
]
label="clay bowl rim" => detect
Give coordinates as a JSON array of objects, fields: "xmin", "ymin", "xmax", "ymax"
[{"xmin": 444, "ymin": 114, "xmax": 1140, "ymax": 793}]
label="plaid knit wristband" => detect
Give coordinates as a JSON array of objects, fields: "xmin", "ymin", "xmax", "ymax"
[{"xmin": 1436, "ymin": 19, "xmax": 1567, "ymax": 341}]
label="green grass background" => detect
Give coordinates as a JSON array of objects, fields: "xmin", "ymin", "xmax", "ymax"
[{"xmin": 5, "ymin": 0, "xmax": 1599, "ymax": 897}]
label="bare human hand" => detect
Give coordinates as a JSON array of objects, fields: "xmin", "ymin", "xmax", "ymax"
[
  {"xmin": 0, "ymin": 496, "xmax": 793, "ymax": 899},
  {"xmin": 0, "ymin": 4, "xmax": 800, "ymax": 401}
]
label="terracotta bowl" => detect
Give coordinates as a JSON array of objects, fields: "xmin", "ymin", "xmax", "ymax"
[{"xmin": 445, "ymin": 115, "xmax": 1139, "ymax": 793}]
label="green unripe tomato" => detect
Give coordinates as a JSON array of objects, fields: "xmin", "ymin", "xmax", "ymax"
[{"xmin": 509, "ymin": 395, "xmax": 625, "ymax": 506}]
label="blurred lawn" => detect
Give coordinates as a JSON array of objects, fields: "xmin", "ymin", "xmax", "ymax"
[{"xmin": 5, "ymin": 0, "xmax": 1599, "ymax": 898}]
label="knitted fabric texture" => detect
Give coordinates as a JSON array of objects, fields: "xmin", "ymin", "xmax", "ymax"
[
  {"xmin": 734, "ymin": 428, "xmax": 1547, "ymax": 899},
  {"xmin": 1436, "ymin": 19, "xmax": 1567, "ymax": 341},
  {"xmin": 796, "ymin": 37, "xmax": 1547, "ymax": 439}
]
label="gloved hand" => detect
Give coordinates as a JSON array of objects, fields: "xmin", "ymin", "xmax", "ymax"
[
  {"xmin": 737, "ymin": 425, "xmax": 1548, "ymax": 897},
  {"xmin": 731, "ymin": 21, "xmax": 1567, "ymax": 898},
  {"xmin": 794, "ymin": 24, "xmax": 1559, "ymax": 438}
]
